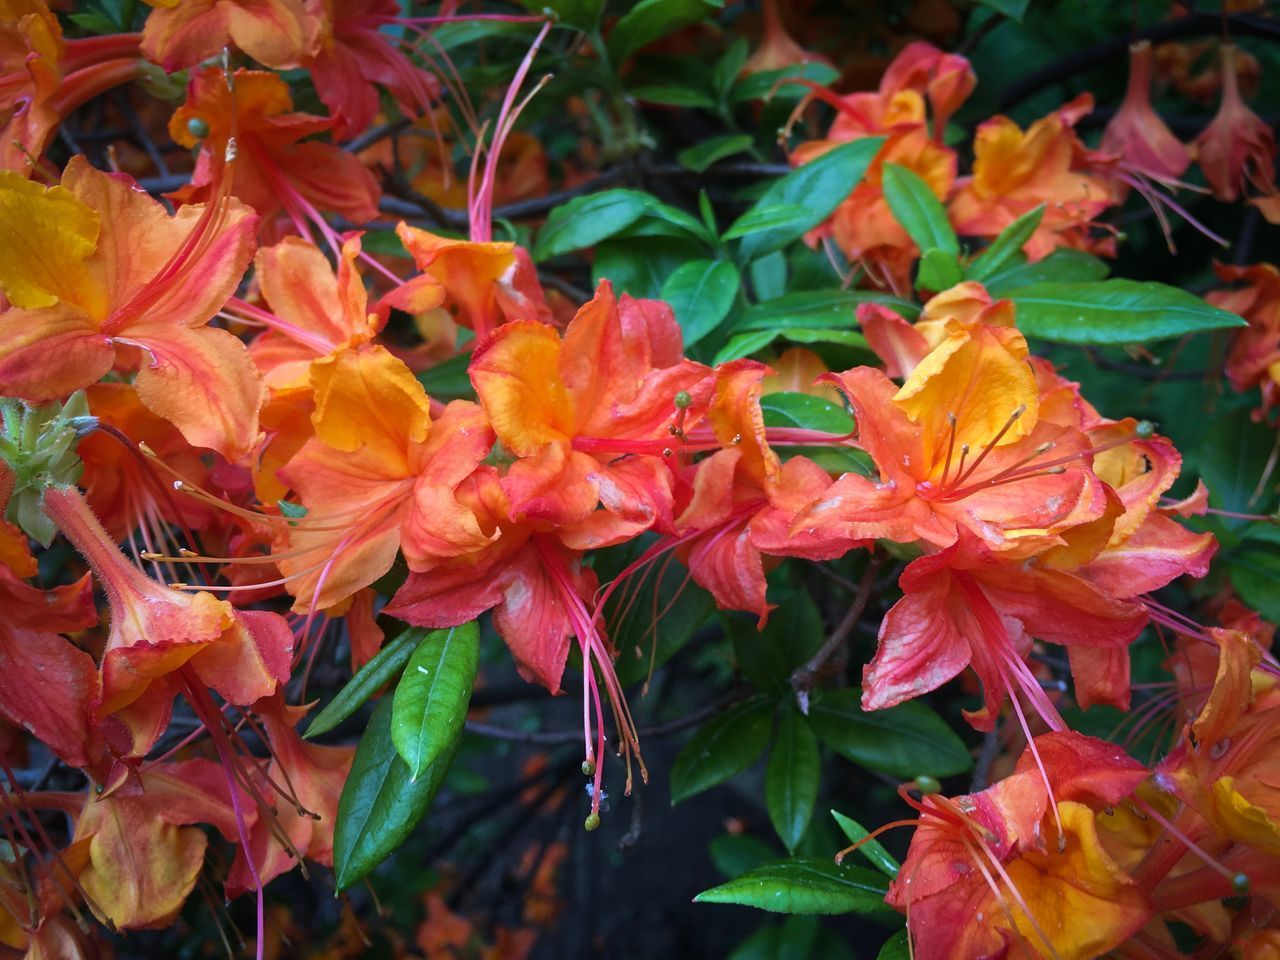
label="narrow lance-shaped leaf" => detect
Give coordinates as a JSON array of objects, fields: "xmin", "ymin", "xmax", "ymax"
[
  {"xmin": 736, "ymin": 138, "xmax": 884, "ymax": 262},
  {"xmin": 807, "ymin": 689, "xmax": 971, "ymax": 779},
  {"xmin": 964, "ymin": 204, "xmax": 1045, "ymax": 283},
  {"xmin": 333, "ymin": 695, "xmax": 457, "ymax": 890},
  {"xmin": 694, "ymin": 858, "xmax": 895, "ymax": 918},
  {"xmin": 1005, "ymin": 279, "xmax": 1247, "ymax": 344},
  {"xmin": 670, "ymin": 695, "xmax": 774, "ymax": 803},
  {"xmin": 390, "ymin": 622, "xmax": 480, "ymax": 781},
  {"xmin": 831, "ymin": 809, "xmax": 900, "ymax": 878},
  {"xmin": 305, "ymin": 627, "xmax": 426, "ymax": 739},
  {"xmin": 766, "ymin": 707, "xmax": 820, "ymax": 851},
  {"xmin": 660, "ymin": 259, "xmax": 740, "ymax": 347},
  {"xmin": 533, "ymin": 189, "xmax": 655, "ymax": 261},
  {"xmin": 881, "ymin": 162, "xmax": 959, "ymax": 256}
]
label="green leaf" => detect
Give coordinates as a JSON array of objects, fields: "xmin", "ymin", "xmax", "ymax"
[
  {"xmin": 68, "ymin": 10, "xmax": 120, "ymax": 33},
  {"xmin": 528, "ymin": 0, "xmax": 603, "ymax": 29},
  {"xmin": 630, "ymin": 85, "xmax": 718, "ymax": 108},
  {"xmin": 982, "ymin": 248, "xmax": 1108, "ymax": 295},
  {"xmin": 974, "ymin": 0, "xmax": 1030, "ymax": 20},
  {"xmin": 876, "ymin": 930, "xmax": 911, "ymax": 960},
  {"xmin": 808, "ymin": 689, "xmax": 971, "ymax": 779},
  {"xmin": 1196, "ymin": 404, "xmax": 1280, "ymax": 518},
  {"xmin": 767, "ymin": 708, "xmax": 820, "ymax": 851},
  {"xmin": 661, "ymin": 260, "xmax": 741, "ymax": 347},
  {"xmin": 415, "ymin": 352, "xmax": 473, "ymax": 400},
  {"xmin": 671, "ymin": 695, "xmax": 774, "ymax": 803},
  {"xmin": 593, "ymin": 235, "xmax": 706, "ymax": 299},
  {"xmin": 390, "ymin": 623, "xmax": 480, "ymax": 781},
  {"xmin": 333, "ymin": 695, "xmax": 456, "ymax": 890},
  {"xmin": 830, "ymin": 810, "xmax": 900, "ymax": 878},
  {"xmin": 1006, "ymin": 280, "xmax": 1247, "ymax": 345},
  {"xmin": 305, "ymin": 627, "xmax": 425, "ymax": 740},
  {"xmin": 1227, "ymin": 527, "xmax": 1280, "ymax": 623},
  {"xmin": 533, "ymin": 189, "xmax": 656, "ymax": 261},
  {"xmin": 881, "ymin": 163, "xmax": 959, "ymax": 256},
  {"xmin": 737, "ymin": 289, "xmax": 918, "ymax": 332},
  {"xmin": 916, "ymin": 248, "xmax": 964, "ymax": 292},
  {"xmin": 736, "ymin": 139, "xmax": 883, "ymax": 262},
  {"xmin": 713, "ymin": 38, "xmax": 751, "ymax": 101},
  {"xmin": 732, "ymin": 62, "xmax": 840, "ymax": 102},
  {"xmin": 761, "ymin": 393, "xmax": 853, "ymax": 435},
  {"xmin": 714, "ymin": 328, "xmax": 870, "ymax": 364},
  {"xmin": 606, "ymin": 0, "xmax": 723, "ymax": 65},
  {"xmin": 694, "ymin": 858, "xmax": 894, "ymax": 917},
  {"xmin": 710, "ymin": 833, "xmax": 778, "ymax": 879},
  {"xmin": 965, "ymin": 205, "xmax": 1045, "ymax": 283},
  {"xmin": 750, "ymin": 251, "xmax": 788, "ymax": 302},
  {"xmin": 723, "ymin": 205, "xmax": 816, "ymax": 242}
]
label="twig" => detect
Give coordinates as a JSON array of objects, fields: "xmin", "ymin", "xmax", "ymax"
[
  {"xmin": 970, "ymin": 723, "xmax": 1002, "ymax": 792},
  {"xmin": 998, "ymin": 12, "xmax": 1280, "ymax": 111},
  {"xmin": 790, "ymin": 552, "xmax": 883, "ymax": 715},
  {"xmin": 464, "ymin": 689, "xmax": 750, "ymax": 745}
]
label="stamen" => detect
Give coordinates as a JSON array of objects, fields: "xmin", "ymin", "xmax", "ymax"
[
  {"xmin": 939, "ymin": 413, "xmax": 958, "ymax": 486},
  {"xmin": 948, "ymin": 405, "xmax": 1026, "ymax": 489}
]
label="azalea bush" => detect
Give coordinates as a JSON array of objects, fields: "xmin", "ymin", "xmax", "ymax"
[{"xmin": 2, "ymin": 0, "xmax": 1280, "ymax": 957}]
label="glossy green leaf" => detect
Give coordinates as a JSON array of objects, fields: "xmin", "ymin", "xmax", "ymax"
[
  {"xmin": 710, "ymin": 833, "xmax": 778, "ymax": 879},
  {"xmin": 534, "ymin": 189, "xmax": 656, "ymax": 261},
  {"xmin": 630, "ymin": 85, "xmax": 717, "ymax": 108},
  {"xmin": 723, "ymin": 205, "xmax": 816, "ymax": 242},
  {"xmin": 415, "ymin": 352, "xmax": 472, "ymax": 400},
  {"xmin": 671, "ymin": 695, "xmax": 774, "ymax": 803},
  {"xmin": 964, "ymin": 205, "xmax": 1045, "ymax": 282},
  {"xmin": 917, "ymin": 248, "xmax": 964, "ymax": 292},
  {"xmin": 661, "ymin": 259, "xmax": 741, "ymax": 346},
  {"xmin": 1196, "ymin": 404, "xmax": 1280, "ymax": 517},
  {"xmin": 1228, "ymin": 527, "xmax": 1280, "ymax": 623},
  {"xmin": 983, "ymin": 248, "xmax": 1108, "ymax": 295},
  {"xmin": 714, "ymin": 328, "xmax": 869, "ymax": 364},
  {"xmin": 760, "ymin": 393, "xmax": 854, "ymax": 435},
  {"xmin": 305, "ymin": 627, "xmax": 426, "ymax": 740},
  {"xmin": 831, "ymin": 810, "xmax": 900, "ymax": 877},
  {"xmin": 606, "ymin": 0, "xmax": 723, "ymax": 65},
  {"xmin": 737, "ymin": 289, "xmax": 918, "ymax": 332},
  {"xmin": 808, "ymin": 689, "xmax": 972, "ymax": 779},
  {"xmin": 680, "ymin": 135, "xmax": 755, "ymax": 175},
  {"xmin": 877, "ymin": 930, "xmax": 911, "ymax": 960},
  {"xmin": 767, "ymin": 708, "xmax": 820, "ymax": 851},
  {"xmin": 1006, "ymin": 280, "xmax": 1246, "ymax": 344},
  {"xmin": 333, "ymin": 695, "xmax": 457, "ymax": 890},
  {"xmin": 390, "ymin": 623, "xmax": 479, "ymax": 781},
  {"xmin": 736, "ymin": 139, "xmax": 883, "ymax": 262},
  {"xmin": 732, "ymin": 62, "xmax": 840, "ymax": 101},
  {"xmin": 882, "ymin": 162, "xmax": 958, "ymax": 257},
  {"xmin": 694, "ymin": 858, "xmax": 894, "ymax": 917}
]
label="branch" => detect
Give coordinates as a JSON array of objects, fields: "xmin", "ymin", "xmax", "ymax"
[
  {"xmin": 790, "ymin": 552, "xmax": 883, "ymax": 715},
  {"xmin": 998, "ymin": 12, "xmax": 1280, "ymax": 111}
]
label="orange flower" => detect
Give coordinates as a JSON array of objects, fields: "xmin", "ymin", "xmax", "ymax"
[
  {"xmin": 796, "ymin": 287, "xmax": 1107, "ymax": 556},
  {"xmin": 276, "ymin": 345, "xmax": 494, "ymax": 613},
  {"xmin": 226, "ymin": 697, "xmax": 354, "ymax": 895},
  {"xmin": 950, "ymin": 95, "xmax": 1116, "ymax": 259},
  {"xmin": 0, "ymin": 0, "xmax": 143, "ymax": 173},
  {"xmin": 1210, "ymin": 261, "xmax": 1280, "ymax": 421},
  {"xmin": 1100, "ymin": 41, "xmax": 1191, "ymax": 184},
  {"xmin": 41, "ymin": 485, "xmax": 292, "ymax": 723},
  {"xmin": 1193, "ymin": 44, "xmax": 1279, "ymax": 219},
  {"xmin": 741, "ymin": 0, "xmax": 828, "ymax": 76},
  {"xmin": 887, "ymin": 733, "xmax": 1150, "ymax": 959},
  {"xmin": 169, "ymin": 67, "xmax": 381, "ymax": 234},
  {"xmin": 140, "ymin": 0, "xmax": 327, "ymax": 71},
  {"xmin": 0, "ymin": 157, "xmax": 263, "ymax": 460},
  {"xmin": 469, "ymin": 280, "xmax": 711, "ymax": 547}
]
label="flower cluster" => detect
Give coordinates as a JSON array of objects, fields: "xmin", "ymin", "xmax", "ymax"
[{"xmin": 0, "ymin": 3, "xmax": 1276, "ymax": 958}]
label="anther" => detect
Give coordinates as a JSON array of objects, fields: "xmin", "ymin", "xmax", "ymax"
[
  {"xmin": 674, "ymin": 390, "xmax": 692, "ymax": 409},
  {"xmin": 186, "ymin": 117, "xmax": 210, "ymax": 140},
  {"xmin": 731, "ymin": 434, "xmax": 742, "ymax": 445},
  {"xmin": 913, "ymin": 775, "xmax": 941, "ymax": 795},
  {"xmin": 1233, "ymin": 873, "xmax": 1250, "ymax": 895},
  {"xmin": 1134, "ymin": 420, "xmax": 1155, "ymax": 438},
  {"xmin": 661, "ymin": 447, "xmax": 673, "ymax": 458},
  {"xmin": 584, "ymin": 812, "xmax": 601, "ymax": 832},
  {"xmin": 582, "ymin": 759, "xmax": 596, "ymax": 777}
]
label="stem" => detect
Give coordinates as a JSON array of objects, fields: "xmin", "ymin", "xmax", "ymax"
[{"xmin": 789, "ymin": 552, "xmax": 882, "ymax": 714}]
